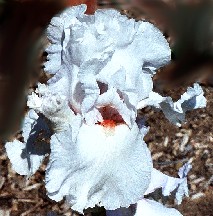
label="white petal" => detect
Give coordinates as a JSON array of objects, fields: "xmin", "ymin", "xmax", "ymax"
[
  {"xmin": 95, "ymin": 9, "xmax": 136, "ymax": 47},
  {"xmin": 84, "ymin": 108, "xmax": 103, "ymax": 125},
  {"xmin": 177, "ymin": 83, "xmax": 206, "ymax": 110},
  {"xmin": 175, "ymin": 178, "xmax": 189, "ymax": 205},
  {"xmin": 22, "ymin": 109, "xmax": 39, "ymax": 142},
  {"xmin": 27, "ymin": 92, "xmax": 43, "ymax": 112},
  {"xmin": 97, "ymin": 47, "xmax": 154, "ymax": 106},
  {"xmin": 137, "ymin": 83, "xmax": 206, "ymax": 126},
  {"xmin": 45, "ymin": 5, "xmax": 87, "ymax": 74},
  {"xmin": 47, "ymin": 64, "xmax": 71, "ymax": 99},
  {"xmin": 40, "ymin": 95, "xmax": 74, "ymax": 131},
  {"xmin": 44, "ymin": 5, "xmax": 171, "ymax": 119},
  {"xmin": 161, "ymin": 83, "xmax": 206, "ymax": 126},
  {"xmin": 46, "ymin": 123, "xmax": 152, "ymax": 213},
  {"xmin": 144, "ymin": 163, "xmax": 191, "ymax": 204},
  {"xmin": 5, "ymin": 111, "xmax": 51, "ymax": 176},
  {"xmin": 5, "ymin": 140, "xmax": 31, "ymax": 175},
  {"xmin": 28, "ymin": 84, "xmax": 75, "ymax": 132},
  {"xmin": 78, "ymin": 55, "xmax": 114, "ymax": 114},
  {"xmin": 44, "ymin": 54, "xmax": 61, "ymax": 74},
  {"xmin": 176, "ymin": 162, "xmax": 192, "ymax": 204},
  {"xmin": 135, "ymin": 199, "xmax": 182, "ymax": 216},
  {"xmin": 144, "ymin": 168, "xmax": 183, "ymax": 196},
  {"xmin": 5, "ymin": 132, "xmax": 49, "ymax": 176},
  {"xmin": 96, "ymin": 87, "xmax": 134, "ymax": 126},
  {"xmin": 137, "ymin": 91, "xmax": 164, "ymax": 109},
  {"xmin": 5, "ymin": 110, "xmax": 51, "ymax": 175},
  {"xmin": 134, "ymin": 21, "xmax": 171, "ymax": 72},
  {"xmin": 178, "ymin": 162, "xmax": 192, "ymax": 178}
]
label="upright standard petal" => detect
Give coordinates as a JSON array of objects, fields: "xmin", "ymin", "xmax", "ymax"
[
  {"xmin": 44, "ymin": 4, "xmax": 171, "ymax": 123},
  {"xmin": 44, "ymin": 4, "xmax": 87, "ymax": 74}
]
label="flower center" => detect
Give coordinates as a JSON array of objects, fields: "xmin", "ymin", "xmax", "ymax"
[
  {"xmin": 99, "ymin": 119, "xmax": 116, "ymax": 128},
  {"xmin": 97, "ymin": 106, "xmax": 125, "ymax": 129}
]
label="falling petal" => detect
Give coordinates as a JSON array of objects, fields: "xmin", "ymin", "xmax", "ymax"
[
  {"xmin": 46, "ymin": 123, "xmax": 152, "ymax": 213},
  {"xmin": 5, "ymin": 110, "xmax": 51, "ymax": 175}
]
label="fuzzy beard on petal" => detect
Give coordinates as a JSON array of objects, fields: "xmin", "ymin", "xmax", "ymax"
[{"xmin": 45, "ymin": 122, "xmax": 152, "ymax": 213}]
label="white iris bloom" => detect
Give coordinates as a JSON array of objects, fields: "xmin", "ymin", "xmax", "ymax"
[
  {"xmin": 35, "ymin": 4, "xmax": 171, "ymax": 212},
  {"xmin": 5, "ymin": 3, "xmax": 206, "ymax": 215},
  {"xmin": 27, "ymin": 84, "xmax": 152, "ymax": 213}
]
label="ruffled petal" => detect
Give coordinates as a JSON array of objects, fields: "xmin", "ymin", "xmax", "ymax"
[
  {"xmin": 144, "ymin": 163, "xmax": 191, "ymax": 204},
  {"xmin": 137, "ymin": 91, "xmax": 164, "ymax": 109},
  {"xmin": 5, "ymin": 140, "xmax": 31, "ymax": 175},
  {"xmin": 135, "ymin": 21, "xmax": 171, "ymax": 72},
  {"xmin": 46, "ymin": 122, "xmax": 152, "ymax": 213},
  {"xmin": 5, "ymin": 110, "xmax": 51, "ymax": 175},
  {"xmin": 177, "ymin": 83, "xmax": 206, "ymax": 110},
  {"xmin": 144, "ymin": 168, "xmax": 182, "ymax": 196},
  {"xmin": 44, "ymin": 5, "xmax": 171, "ymax": 122},
  {"xmin": 44, "ymin": 5, "xmax": 87, "ymax": 74},
  {"xmin": 161, "ymin": 83, "xmax": 206, "ymax": 126},
  {"xmin": 28, "ymin": 84, "xmax": 75, "ymax": 131},
  {"xmin": 135, "ymin": 199, "xmax": 182, "ymax": 216},
  {"xmin": 95, "ymin": 87, "xmax": 134, "ymax": 126},
  {"xmin": 137, "ymin": 83, "xmax": 206, "ymax": 126},
  {"xmin": 176, "ymin": 162, "xmax": 192, "ymax": 204}
]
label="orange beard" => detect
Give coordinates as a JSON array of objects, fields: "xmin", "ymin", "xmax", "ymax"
[
  {"xmin": 97, "ymin": 106, "xmax": 125, "ymax": 129},
  {"xmin": 99, "ymin": 120, "xmax": 116, "ymax": 128}
]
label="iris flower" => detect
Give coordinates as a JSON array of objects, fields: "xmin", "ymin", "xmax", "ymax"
[
  {"xmin": 5, "ymin": 4, "xmax": 206, "ymax": 215},
  {"xmin": 28, "ymin": 4, "xmax": 170, "ymax": 212}
]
